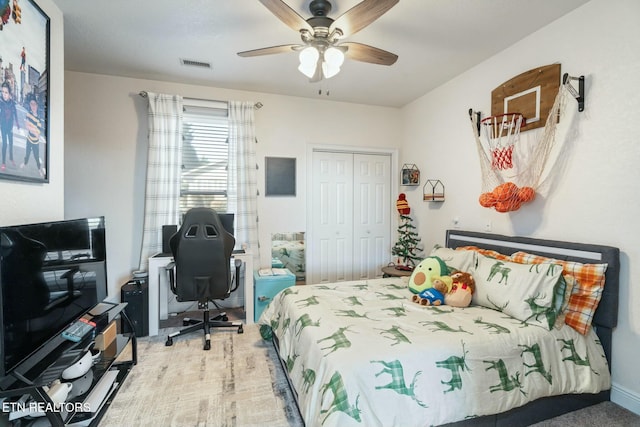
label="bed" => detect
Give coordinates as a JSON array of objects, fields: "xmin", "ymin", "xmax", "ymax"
[{"xmin": 258, "ymin": 230, "xmax": 620, "ymax": 426}]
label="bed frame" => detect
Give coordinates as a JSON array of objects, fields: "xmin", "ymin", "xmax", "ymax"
[
  {"xmin": 444, "ymin": 230, "xmax": 620, "ymax": 426},
  {"xmin": 272, "ymin": 230, "xmax": 620, "ymax": 427}
]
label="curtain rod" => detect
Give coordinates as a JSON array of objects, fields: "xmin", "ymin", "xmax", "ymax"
[{"xmin": 138, "ymin": 91, "xmax": 263, "ymax": 109}]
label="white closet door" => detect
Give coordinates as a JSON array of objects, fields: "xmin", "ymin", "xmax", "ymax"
[
  {"xmin": 310, "ymin": 151, "xmax": 354, "ymax": 284},
  {"xmin": 352, "ymin": 154, "xmax": 391, "ymax": 280},
  {"xmin": 310, "ymin": 151, "xmax": 391, "ymax": 284}
]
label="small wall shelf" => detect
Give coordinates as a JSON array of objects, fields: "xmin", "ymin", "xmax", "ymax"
[{"xmin": 423, "ymin": 179, "xmax": 445, "ymax": 202}]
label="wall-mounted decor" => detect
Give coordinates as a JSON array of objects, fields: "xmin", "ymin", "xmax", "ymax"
[
  {"xmin": 423, "ymin": 179, "xmax": 445, "ymax": 202},
  {"xmin": 469, "ymin": 64, "xmax": 581, "ymax": 213},
  {"xmin": 491, "ymin": 63, "xmax": 560, "ymax": 132},
  {"xmin": 265, "ymin": 157, "xmax": 296, "ymax": 196},
  {"xmin": 0, "ymin": 0, "xmax": 50, "ymax": 183},
  {"xmin": 401, "ymin": 163, "xmax": 420, "ymax": 186}
]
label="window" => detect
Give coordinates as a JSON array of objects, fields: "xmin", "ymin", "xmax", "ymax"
[{"xmin": 180, "ymin": 101, "xmax": 229, "ymax": 217}]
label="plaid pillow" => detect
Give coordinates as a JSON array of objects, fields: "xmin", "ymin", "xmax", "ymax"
[{"xmin": 510, "ymin": 251, "xmax": 608, "ymax": 335}]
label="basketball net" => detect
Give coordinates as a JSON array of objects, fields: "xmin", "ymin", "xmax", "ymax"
[
  {"xmin": 471, "ymin": 84, "xmax": 575, "ymax": 212},
  {"xmin": 482, "ymin": 113, "xmax": 524, "ymax": 170}
]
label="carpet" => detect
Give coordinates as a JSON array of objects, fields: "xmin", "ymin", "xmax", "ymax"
[
  {"xmin": 100, "ymin": 323, "xmax": 640, "ymax": 427},
  {"xmin": 528, "ymin": 400, "xmax": 640, "ymax": 427},
  {"xmin": 100, "ymin": 324, "xmax": 303, "ymax": 427}
]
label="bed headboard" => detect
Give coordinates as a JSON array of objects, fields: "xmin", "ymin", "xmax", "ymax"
[{"xmin": 445, "ymin": 229, "xmax": 620, "ymax": 368}]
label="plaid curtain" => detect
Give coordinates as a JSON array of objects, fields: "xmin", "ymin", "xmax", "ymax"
[
  {"xmin": 227, "ymin": 101, "xmax": 260, "ymax": 266},
  {"xmin": 138, "ymin": 92, "xmax": 183, "ymax": 271}
]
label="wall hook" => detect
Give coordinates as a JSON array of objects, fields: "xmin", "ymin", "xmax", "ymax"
[{"xmin": 563, "ymin": 73, "xmax": 585, "ymax": 112}]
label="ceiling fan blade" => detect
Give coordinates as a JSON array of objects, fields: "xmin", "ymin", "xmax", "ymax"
[
  {"xmin": 342, "ymin": 42, "xmax": 398, "ymax": 65},
  {"xmin": 330, "ymin": 0, "xmax": 399, "ymax": 37},
  {"xmin": 237, "ymin": 44, "xmax": 300, "ymax": 57},
  {"xmin": 258, "ymin": 0, "xmax": 313, "ymax": 33}
]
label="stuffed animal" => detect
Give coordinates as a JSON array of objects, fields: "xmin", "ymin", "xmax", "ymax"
[
  {"xmin": 412, "ymin": 277, "xmax": 450, "ymax": 306},
  {"xmin": 444, "ymin": 271, "xmax": 475, "ymax": 308},
  {"xmin": 408, "ymin": 256, "xmax": 451, "ymax": 294}
]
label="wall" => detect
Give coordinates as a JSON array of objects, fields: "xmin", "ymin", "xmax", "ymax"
[
  {"xmin": 0, "ymin": 0, "xmax": 64, "ymax": 225},
  {"xmin": 401, "ymin": 0, "xmax": 640, "ymax": 413},
  {"xmin": 63, "ymin": 72, "xmax": 402, "ymax": 300}
]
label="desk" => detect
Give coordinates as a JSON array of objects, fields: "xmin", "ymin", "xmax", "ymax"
[{"xmin": 147, "ymin": 251, "xmax": 253, "ymax": 336}]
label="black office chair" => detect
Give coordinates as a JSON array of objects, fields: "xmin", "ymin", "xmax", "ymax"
[{"xmin": 165, "ymin": 208, "xmax": 243, "ymax": 350}]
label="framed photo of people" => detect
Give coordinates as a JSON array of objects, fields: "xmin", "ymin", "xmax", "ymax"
[
  {"xmin": 401, "ymin": 163, "xmax": 420, "ymax": 186},
  {"xmin": 0, "ymin": 0, "xmax": 50, "ymax": 183}
]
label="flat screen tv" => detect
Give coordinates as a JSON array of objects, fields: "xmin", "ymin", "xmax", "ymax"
[{"xmin": 0, "ymin": 217, "xmax": 108, "ymax": 379}]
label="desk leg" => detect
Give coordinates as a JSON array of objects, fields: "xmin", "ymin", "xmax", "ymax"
[
  {"xmin": 235, "ymin": 253, "xmax": 254, "ymax": 325},
  {"xmin": 245, "ymin": 256, "xmax": 253, "ymax": 324},
  {"xmin": 147, "ymin": 257, "xmax": 167, "ymax": 337}
]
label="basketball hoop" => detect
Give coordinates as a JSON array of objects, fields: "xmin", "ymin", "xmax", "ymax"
[
  {"xmin": 469, "ymin": 81, "xmax": 576, "ymax": 213},
  {"xmin": 480, "ymin": 113, "xmax": 525, "ymax": 170}
]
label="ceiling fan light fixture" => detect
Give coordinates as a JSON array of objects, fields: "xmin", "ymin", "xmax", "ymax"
[
  {"xmin": 321, "ymin": 62, "xmax": 341, "ymax": 79},
  {"xmin": 298, "ymin": 46, "xmax": 320, "ymax": 78},
  {"xmin": 239, "ymin": 0, "xmax": 399, "ymax": 82},
  {"xmin": 320, "ymin": 46, "xmax": 344, "ymax": 79},
  {"xmin": 324, "ymin": 46, "xmax": 344, "ymax": 68}
]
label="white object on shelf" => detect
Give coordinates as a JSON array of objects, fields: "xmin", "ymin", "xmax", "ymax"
[{"xmin": 82, "ymin": 369, "xmax": 119, "ymax": 414}]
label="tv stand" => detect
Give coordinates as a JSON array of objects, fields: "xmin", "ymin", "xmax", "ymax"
[{"xmin": 0, "ymin": 302, "xmax": 137, "ymax": 426}]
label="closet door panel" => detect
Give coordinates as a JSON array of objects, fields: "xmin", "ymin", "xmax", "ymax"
[
  {"xmin": 310, "ymin": 151, "xmax": 391, "ymax": 284},
  {"xmin": 352, "ymin": 154, "xmax": 391, "ymax": 280},
  {"xmin": 311, "ymin": 151, "xmax": 354, "ymax": 284}
]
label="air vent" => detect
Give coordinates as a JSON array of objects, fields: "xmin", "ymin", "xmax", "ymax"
[{"xmin": 180, "ymin": 58, "xmax": 212, "ymax": 69}]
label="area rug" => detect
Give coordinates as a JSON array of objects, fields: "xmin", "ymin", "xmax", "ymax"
[
  {"xmin": 99, "ymin": 324, "xmax": 303, "ymax": 427},
  {"xmin": 529, "ymin": 400, "xmax": 640, "ymax": 427}
]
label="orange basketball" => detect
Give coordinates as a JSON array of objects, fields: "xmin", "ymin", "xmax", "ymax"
[
  {"xmin": 493, "ymin": 182, "xmax": 518, "ymax": 201},
  {"xmin": 495, "ymin": 198, "xmax": 521, "ymax": 213},
  {"xmin": 479, "ymin": 192, "xmax": 497, "ymax": 207},
  {"xmin": 517, "ymin": 186, "xmax": 536, "ymax": 202}
]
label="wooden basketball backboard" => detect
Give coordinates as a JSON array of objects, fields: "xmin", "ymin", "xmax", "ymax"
[{"xmin": 491, "ymin": 64, "xmax": 561, "ymax": 132}]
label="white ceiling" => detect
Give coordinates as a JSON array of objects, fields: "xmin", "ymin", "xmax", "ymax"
[{"xmin": 52, "ymin": 0, "xmax": 589, "ymax": 108}]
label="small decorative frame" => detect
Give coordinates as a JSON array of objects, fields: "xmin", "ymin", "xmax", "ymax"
[
  {"xmin": 401, "ymin": 164, "xmax": 420, "ymax": 186},
  {"xmin": 0, "ymin": 0, "xmax": 50, "ymax": 183},
  {"xmin": 265, "ymin": 157, "xmax": 296, "ymax": 197},
  {"xmin": 423, "ymin": 179, "xmax": 445, "ymax": 202}
]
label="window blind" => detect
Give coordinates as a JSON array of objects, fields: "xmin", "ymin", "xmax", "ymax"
[{"xmin": 180, "ymin": 104, "xmax": 229, "ymax": 216}]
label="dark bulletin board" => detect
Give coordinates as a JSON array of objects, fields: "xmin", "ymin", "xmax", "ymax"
[{"xmin": 265, "ymin": 157, "xmax": 296, "ymax": 196}]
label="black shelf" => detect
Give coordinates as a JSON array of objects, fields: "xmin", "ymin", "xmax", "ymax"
[{"xmin": 0, "ymin": 302, "xmax": 137, "ymax": 426}]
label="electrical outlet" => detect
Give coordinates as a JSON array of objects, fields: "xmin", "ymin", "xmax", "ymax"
[{"xmin": 484, "ymin": 220, "xmax": 492, "ymax": 232}]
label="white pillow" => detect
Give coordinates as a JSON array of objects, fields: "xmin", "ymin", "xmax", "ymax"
[
  {"xmin": 430, "ymin": 245, "xmax": 477, "ymax": 272},
  {"xmin": 473, "ymin": 253, "xmax": 564, "ymax": 330}
]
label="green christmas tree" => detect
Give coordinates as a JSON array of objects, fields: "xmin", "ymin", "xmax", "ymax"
[{"xmin": 391, "ymin": 213, "xmax": 423, "ymax": 268}]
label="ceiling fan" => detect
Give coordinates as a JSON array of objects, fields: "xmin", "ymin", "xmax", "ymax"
[{"xmin": 237, "ymin": 0, "xmax": 399, "ymax": 82}]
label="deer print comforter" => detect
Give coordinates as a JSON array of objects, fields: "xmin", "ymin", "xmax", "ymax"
[{"xmin": 258, "ymin": 278, "xmax": 610, "ymax": 427}]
